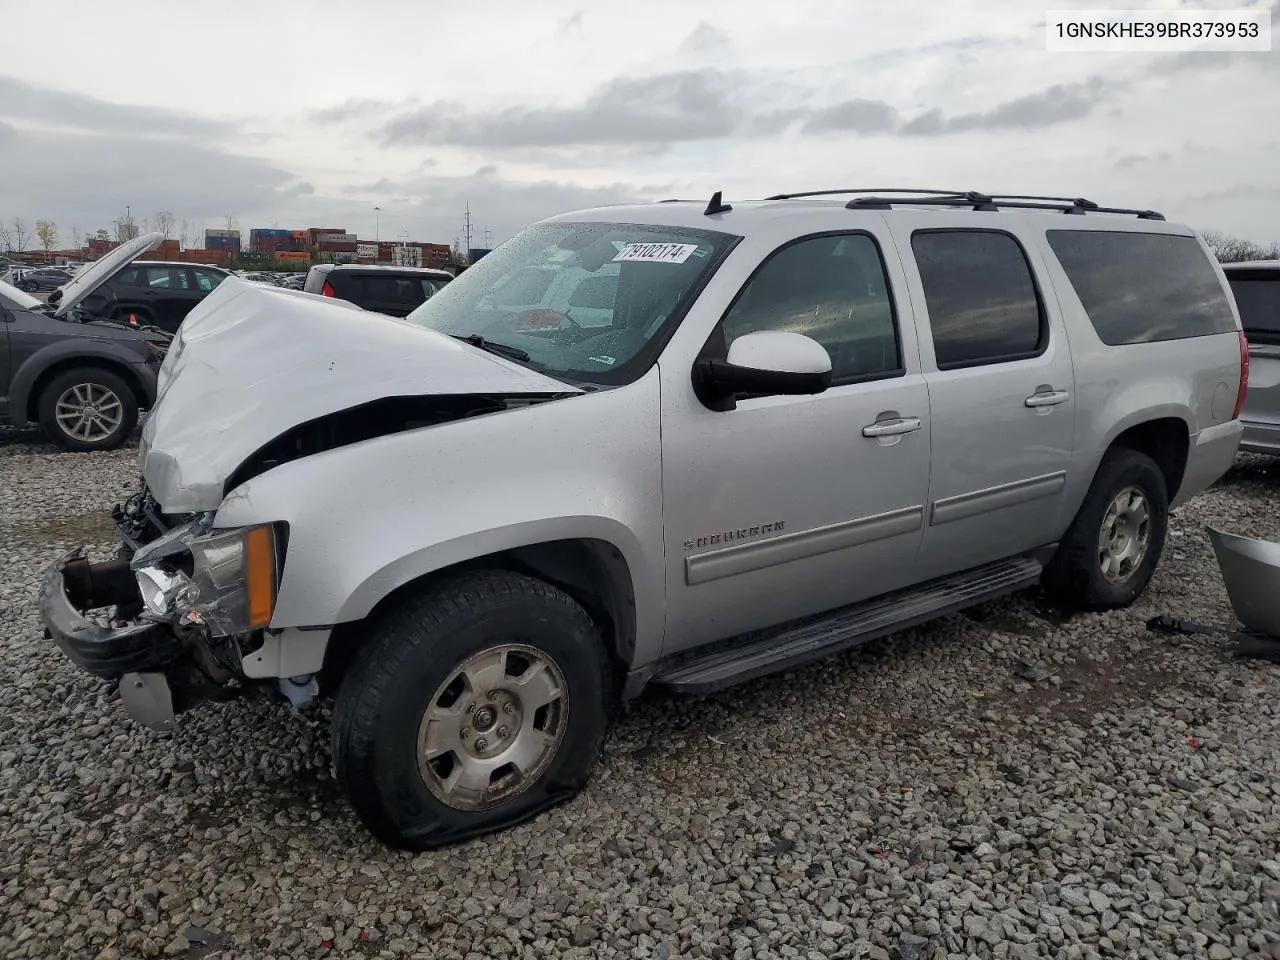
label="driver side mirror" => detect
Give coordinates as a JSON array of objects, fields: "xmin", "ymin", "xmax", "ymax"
[{"xmin": 693, "ymin": 330, "xmax": 833, "ymax": 411}]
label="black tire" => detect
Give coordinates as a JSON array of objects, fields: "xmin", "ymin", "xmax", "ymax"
[
  {"xmin": 36, "ymin": 366, "xmax": 139, "ymax": 452},
  {"xmin": 1043, "ymin": 448, "xmax": 1169, "ymax": 611},
  {"xmin": 332, "ymin": 570, "xmax": 612, "ymax": 851}
]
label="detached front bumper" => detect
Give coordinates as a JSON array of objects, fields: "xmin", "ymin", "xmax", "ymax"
[
  {"xmin": 40, "ymin": 552, "xmax": 180, "ymax": 678},
  {"xmin": 40, "ymin": 550, "xmax": 186, "ymax": 729}
]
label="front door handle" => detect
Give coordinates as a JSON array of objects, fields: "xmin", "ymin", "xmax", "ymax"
[
  {"xmin": 1025, "ymin": 389, "xmax": 1070, "ymax": 408},
  {"xmin": 862, "ymin": 416, "xmax": 922, "ymax": 438}
]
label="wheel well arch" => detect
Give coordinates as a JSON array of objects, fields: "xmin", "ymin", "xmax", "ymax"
[
  {"xmin": 1105, "ymin": 416, "xmax": 1190, "ymax": 501},
  {"xmin": 319, "ymin": 537, "xmax": 637, "ymax": 693},
  {"xmin": 25, "ymin": 357, "xmax": 148, "ymax": 423}
]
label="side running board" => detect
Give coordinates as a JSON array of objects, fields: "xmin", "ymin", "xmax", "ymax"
[{"xmin": 650, "ymin": 556, "xmax": 1043, "ymax": 695}]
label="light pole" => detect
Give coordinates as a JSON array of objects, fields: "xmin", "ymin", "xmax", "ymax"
[{"xmin": 374, "ymin": 206, "xmax": 381, "ymax": 242}]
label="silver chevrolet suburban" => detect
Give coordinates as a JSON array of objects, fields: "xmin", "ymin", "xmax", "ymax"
[{"xmin": 39, "ymin": 189, "xmax": 1247, "ymax": 850}]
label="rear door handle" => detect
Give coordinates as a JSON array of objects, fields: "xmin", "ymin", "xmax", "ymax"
[
  {"xmin": 862, "ymin": 416, "xmax": 922, "ymax": 438},
  {"xmin": 1025, "ymin": 390, "xmax": 1070, "ymax": 408}
]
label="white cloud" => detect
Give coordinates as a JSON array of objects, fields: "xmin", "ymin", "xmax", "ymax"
[{"xmin": 0, "ymin": 0, "xmax": 1277, "ymax": 245}]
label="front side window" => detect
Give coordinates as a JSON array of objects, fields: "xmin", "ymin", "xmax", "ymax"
[
  {"xmin": 420, "ymin": 278, "xmax": 449, "ymax": 299},
  {"xmin": 404, "ymin": 221, "xmax": 735, "ymax": 384},
  {"xmin": 721, "ymin": 233, "xmax": 902, "ymax": 382},
  {"xmin": 1227, "ymin": 273, "xmax": 1280, "ymax": 345},
  {"xmin": 145, "ymin": 267, "xmax": 190, "ymax": 290},
  {"xmin": 1046, "ymin": 230, "xmax": 1237, "ymax": 345},
  {"xmin": 193, "ymin": 270, "xmax": 225, "ymax": 292},
  {"xmin": 912, "ymin": 230, "xmax": 1045, "ymax": 369}
]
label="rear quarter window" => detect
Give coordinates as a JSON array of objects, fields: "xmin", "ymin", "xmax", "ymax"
[
  {"xmin": 1225, "ymin": 273, "xmax": 1280, "ymax": 345},
  {"xmin": 1046, "ymin": 230, "xmax": 1238, "ymax": 345},
  {"xmin": 358, "ymin": 276, "xmax": 424, "ymax": 304}
]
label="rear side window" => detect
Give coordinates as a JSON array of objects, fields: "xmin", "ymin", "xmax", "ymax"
[
  {"xmin": 1046, "ymin": 230, "xmax": 1237, "ymax": 344},
  {"xmin": 1226, "ymin": 273, "xmax": 1280, "ymax": 345},
  {"xmin": 360, "ymin": 276, "xmax": 423, "ymax": 304},
  {"xmin": 911, "ymin": 230, "xmax": 1045, "ymax": 369}
]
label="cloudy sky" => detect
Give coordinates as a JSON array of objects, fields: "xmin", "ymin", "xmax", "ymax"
[{"xmin": 1, "ymin": 0, "xmax": 1277, "ymax": 250}]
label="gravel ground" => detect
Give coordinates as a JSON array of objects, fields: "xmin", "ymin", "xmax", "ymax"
[{"xmin": 1, "ymin": 428, "xmax": 1278, "ymax": 960}]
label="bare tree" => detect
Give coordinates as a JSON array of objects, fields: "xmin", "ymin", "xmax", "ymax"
[
  {"xmin": 35, "ymin": 221, "xmax": 58, "ymax": 261},
  {"xmin": 224, "ymin": 214, "xmax": 239, "ymax": 233},
  {"xmin": 179, "ymin": 218, "xmax": 193, "ymax": 250},
  {"xmin": 1200, "ymin": 230, "xmax": 1280, "ymax": 263},
  {"xmin": 114, "ymin": 209, "xmax": 138, "ymax": 242},
  {"xmin": 11, "ymin": 217, "xmax": 30, "ymax": 252},
  {"xmin": 449, "ymin": 237, "xmax": 468, "ymax": 267},
  {"xmin": 70, "ymin": 224, "xmax": 82, "ymax": 252},
  {"xmin": 0, "ymin": 222, "xmax": 11, "ymax": 252},
  {"xmin": 153, "ymin": 211, "xmax": 175, "ymax": 240}
]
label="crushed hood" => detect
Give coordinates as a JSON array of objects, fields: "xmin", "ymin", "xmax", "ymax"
[{"xmin": 139, "ymin": 278, "xmax": 581, "ymax": 512}]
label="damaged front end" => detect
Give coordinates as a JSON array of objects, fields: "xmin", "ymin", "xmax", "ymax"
[{"xmin": 40, "ymin": 488, "xmax": 288, "ymax": 730}]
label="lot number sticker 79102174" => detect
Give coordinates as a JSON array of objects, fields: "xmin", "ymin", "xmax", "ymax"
[{"xmin": 612, "ymin": 243, "xmax": 699, "ymax": 264}]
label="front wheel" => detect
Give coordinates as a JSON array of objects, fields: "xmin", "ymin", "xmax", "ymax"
[
  {"xmin": 1043, "ymin": 448, "xmax": 1169, "ymax": 611},
  {"xmin": 36, "ymin": 367, "xmax": 139, "ymax": 451},
  {"xmin": 332, "ymin": 571, "xmax": 612, "ymax": 851}
]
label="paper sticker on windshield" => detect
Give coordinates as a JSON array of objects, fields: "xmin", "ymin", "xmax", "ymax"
[
  {"xmin": 612, "ymin": 243, "xmax": 698, "ymax": 264},
  {"xmin": 589, "ymin": 355, "xmax": 616, "ymax": 365}
]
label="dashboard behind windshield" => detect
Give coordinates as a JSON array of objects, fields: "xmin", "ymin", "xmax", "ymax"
[{"xmin": 403, "ymin": 220, "xmax": 737, "ymax": 385}]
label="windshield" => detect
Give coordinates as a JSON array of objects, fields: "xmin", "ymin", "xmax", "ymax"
[
  {"xmin": 403, "ymin": 220, "xmax": 735, "ymax": 384},
  {"xmin": 0, "ymin": 277, "xmax": 42, "ymax": 311}
]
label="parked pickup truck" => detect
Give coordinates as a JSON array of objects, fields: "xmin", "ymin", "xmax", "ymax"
[{"xmin": 39, "ymin": 189, "xmax": 1245, "ymax": 850}]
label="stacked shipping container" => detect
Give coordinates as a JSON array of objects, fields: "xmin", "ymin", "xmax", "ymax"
[
  {"xmin": 249, "ymin": 228, "xmax": 304, "ymax": 254},
  {"xmin": 205, "ymin": 229, "xmax": 242, "ymax": 255}
]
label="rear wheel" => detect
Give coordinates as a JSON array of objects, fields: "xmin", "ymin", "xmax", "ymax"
[
  {"xmin": 36, "ymin": 367, "xmax": 139, "ymax": 451},
  {"xmin": 1044, "ymin": 448, "xmax": 1169, "ymax": 611},
  {"xmin": 332, "ymin": 571, "xmax": 611, "ymax": 851}
]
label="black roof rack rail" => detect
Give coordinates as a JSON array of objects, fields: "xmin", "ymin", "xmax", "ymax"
[
  {"xmin": 842, "ymin": 193, "xmax": 1164, "ymax": 220},
  {"xmin": 764, "ymin": 187, "xmax": 972, "ymax": 201}
]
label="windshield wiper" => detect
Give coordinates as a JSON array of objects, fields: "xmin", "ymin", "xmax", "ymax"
[{"xmin": 451, "ymin": 334, "xmax": 530, "ymax": 363}]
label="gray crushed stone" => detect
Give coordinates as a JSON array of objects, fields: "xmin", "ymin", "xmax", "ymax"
[{"xmin": 1, "ymin": 427, "xmax": 1278, "ymax": 959}]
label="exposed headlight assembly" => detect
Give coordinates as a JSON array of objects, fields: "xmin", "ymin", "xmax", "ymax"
[{"xmin": 130, "ymin": 518, "xmax": 284, "ymax": 637}]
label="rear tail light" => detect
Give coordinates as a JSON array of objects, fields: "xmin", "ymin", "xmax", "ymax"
[
  {"xmin": 321, "ymin": 281, "xmax": 336, "ymax": 297},
  {"xmin": 1232, "ymin": 330, "xmax": 1249, "ymax": 420}
]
